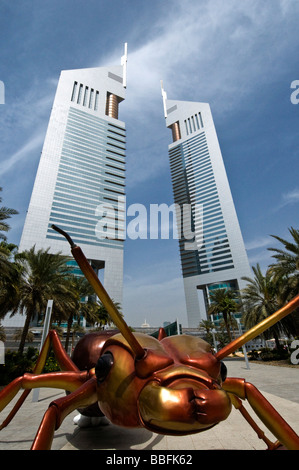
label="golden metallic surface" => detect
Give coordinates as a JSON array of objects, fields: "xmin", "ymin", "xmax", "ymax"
[
  {"xmin": 96, "ymin": 340, "xmax": 145, "ymax": 427},
  {"xmin": 154, "ymin": 364, "xmax": 216, "ymax": 389},
  {"xmin": 96, "ymin": 332, "xmax": 229, "ymax": 433},
  {"xmin": 160, "ymin": 335, "xmax": 221, "ymax": 382},
  {"xmin": 22, "ymin": 371, "xmax": 89, "ymax": 392},
  {"xmin": 138, "ymin": 381, "xmax": 231, "ymax": 434}
]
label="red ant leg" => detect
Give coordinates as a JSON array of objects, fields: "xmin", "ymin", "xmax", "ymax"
[
  {"xmin": 224, "ymin": 377, "xmax": 299, "ymax": 450},
  {"xmin": 0, "ymin": 370, "xmax": 90, "ymax": 427},
  {"xmin": 0, "ymin": 330, "xmax": 79, "ymax": 429},
  {"xmin": 228, "ymin": 393, "xmax": 280, "ymax": 449},
  {"xmin": 31, "ymin": 377, "xmax": 97, "ymax": 450},
  {"xmin": 33, "ymin": 330, "xmax": 80, "ymax": 373}
]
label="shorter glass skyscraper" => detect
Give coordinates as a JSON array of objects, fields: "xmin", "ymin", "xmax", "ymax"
[
  {"xmin": 162, "ymin": 85, "xmax": 251, "ymax": 327},
  {"xmin": 18, "ymin": 46, "xmax": 128, "ymax": 319}
]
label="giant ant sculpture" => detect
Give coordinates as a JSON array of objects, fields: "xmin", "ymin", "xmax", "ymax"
[{"xmin": 0, "ymin": 225, "xmax": 298, "ymax": 450}]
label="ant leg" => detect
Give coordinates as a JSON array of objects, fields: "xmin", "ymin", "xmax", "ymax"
[
  {"xmin": 31, "ymin": 377, "xmax": 97, "ymax": 450},
  {"xmin": 224, "ymin": 377, "xmax": 299, "ymax": 450},
  {"xmin": 33, "ymin": 330, "xmax": 79, "ymax": 373},
  {"xmin": 0, "ymin": 370, "xmax": 90, "ymax": 429},
  {"xmin": 0, "ymin": 331, "xmax": 80, "ymax": 429},
  {"xmin": 228, "ymin": 393, "xmax": 280, "ymax": 449}
]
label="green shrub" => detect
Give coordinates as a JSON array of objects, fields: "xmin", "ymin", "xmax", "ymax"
[
  {"xmin": 0, "ymin": 348, "xmax": 60, "ymax": 386},
  {"xmin": 247, "ymin": 350, "xmax": 260, "ymax": 360},
  {"xmin": 44, "ymin": 352, "xmax": 60, "ymax": 373},
  {"xmin": 259, "ymin": 347, "xmax": 289, "ymax": 362}
]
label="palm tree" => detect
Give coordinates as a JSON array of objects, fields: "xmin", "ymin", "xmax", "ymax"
[
  {"xmin": 207, "ymin": 288, "xmax": 240, "ymax": 342},
  {"xmin": 0, "ymin": 257, "xmax": 22, "ymax": 322},
  {"xmin": 2, "ymin": 246, "xmax": 72, "ymax": 353},
  {"xmin": 199, "ymin": 319, "xmax": 215, "ymax": 335},
  {"xmin": 80, "ymin": 298, "xmax": 104, "ymax": 327},
  {"xmin": 269, "ymin": 227, "xmax": 299, "ymax": 275},
  {"xmin": 89, "ymin": 299, "xmax": 122, "ymax": 330},
  {"xmin": 0, "ymin": 187, "xmax": 18, "ymax": 241},
  {"xmin": 69, "ymin": 323, "xmax": 85, "ymax": 351},
  {"xmin": 0, "ymin": 241, "xmax": 18, "ymax": 255},
  {"xmin": 95, "ymin": 301, "xmax": 112, "ymax": 328},
  {"xmin": 269, "ymin": 228, "xmax": 299, "ymax": 297},
  {"xmin": 268, "ymin": 227, "xmax": 299, "ymax": 335},
  {"xmin": 13, "ymin": 328, "xmax": 34, "ymax": 344},
  {"xmin": 199, "ymin": 319, "xmax": 217, "ymax": 348},
  {"xmin": 58, "ymin": 275, "xmax": 95, "ymax": 352},
  {"xmin": 0, "ymin": 239, "xmax": 17, "ymax": 268},
  {"xmin": 0, "ymin": 193, "xmax": 19, "ymax": 322},
  {"xmin": 0, "ymin": 324, "xmax": 6, "ymax": 342},
  {"xmin": 241, "ymin": 264, "xmax": 295, "ymax": 349},
  {"xmin": 0, "ymin": 188, "xmax": 19, "ymax": 292},
  {"xmin": 0, "ymin": 240, "xmax": 18, "ymax": 290}
]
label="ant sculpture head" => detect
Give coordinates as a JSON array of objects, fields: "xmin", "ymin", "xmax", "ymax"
[{"xmin": 93, "ymin": 330, "xmax": 231, "ymax": 433}]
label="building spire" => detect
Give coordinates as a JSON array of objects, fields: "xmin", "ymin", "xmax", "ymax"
[
  {"xmin": 121, "ymin": 43, "xmax": 128, "ymax": 88},
  {"xmin": 161, "ymin": 80, "xmax": 167, "ymax": 118}
]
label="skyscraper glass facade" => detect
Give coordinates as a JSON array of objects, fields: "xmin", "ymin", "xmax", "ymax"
[
  {"xmin": 46, "ymin": 107, "xmax": 125, "ymax": 249},
  {"xmin": 169, "ymin": 131, "xmax": 234, "ymax": 278},
  {"xmin": 5, "ymin": 48, "xmax": 128, "ymax": 329},
  {"xmin": 162, "ymin": 91, "xmax": 252, "ymax": 327}
]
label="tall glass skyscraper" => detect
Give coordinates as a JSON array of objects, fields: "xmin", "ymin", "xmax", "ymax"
[
  {"xmin": 19, "ymin": 46, "xmax": 128, "ymax": 311},
  {"xmin": 162, "ymin": 85, "xmax": 252, "ymax": 327}
]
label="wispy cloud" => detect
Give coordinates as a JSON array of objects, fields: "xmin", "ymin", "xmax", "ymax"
[
  {"xmin": 280, "ymin": 188, "xmax": 299, "ymax": 208},
  {"xmin": 12, "ymin": 0, "xmax": 293, "ymax": 193},
  {"xmin": 245, "ymin": 236, "xmax": 271, "ymax": 251},
  {"xmin": 106, "ymin": 0, "xmax": 299, "ymax": 187},
  {"xmin": 272, "ymin": 187, "xmax": 299, "ymax": 213},
  {"xmin": 124, "ymin": 0, "xmax": 298, "ymax": 107},
  {"xmin": 0, "ymin": 134, "xmax": 44, "ymax": 177},
  {"xmin": 247, "ymin": 250, "xmax": 273, "ymax": 271},
  {"xmin": 0, "ymin": 75, "xmax": 57, "ymax": 178}
]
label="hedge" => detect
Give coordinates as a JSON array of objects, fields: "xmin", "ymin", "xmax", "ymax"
[{"xmin": 0, "ymin": 347, "xmax": 60, "ymax": 386}]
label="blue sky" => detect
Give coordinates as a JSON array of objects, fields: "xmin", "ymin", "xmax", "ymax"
[{"xmin": 0, "ymin": 0, "xmax": 298, "ymax": 327}]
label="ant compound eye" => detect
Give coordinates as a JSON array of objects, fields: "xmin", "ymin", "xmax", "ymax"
[
  {"xmin": 95, "ymin": 352, "xmax": 113, "ymax": 383},
  {"xmin": 220, "ymin": 361, "xmax": 227, "ymax": 382}
]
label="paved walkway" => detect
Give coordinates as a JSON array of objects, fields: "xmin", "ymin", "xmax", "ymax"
[{"xmin": 0, "ymin": 359, "xmax": 298, "ymax": 451}]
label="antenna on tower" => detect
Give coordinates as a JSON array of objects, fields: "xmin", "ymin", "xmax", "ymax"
[
  {"xmin": 161, "ymin": 80, "xmax": 167, "ymax": 118},
  {"xmin": 121, "ymin": 43, "xmax": 128, "ymax": 88}
]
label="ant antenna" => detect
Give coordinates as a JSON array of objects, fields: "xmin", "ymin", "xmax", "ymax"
[{"xmin": 51, "ymin": 224, "xmax": 145, "ymax": 360}]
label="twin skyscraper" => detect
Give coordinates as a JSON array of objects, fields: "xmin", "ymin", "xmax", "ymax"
[{"xmin": 18, "ymin": 44, "xmax": 251, "ymax": 328}]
